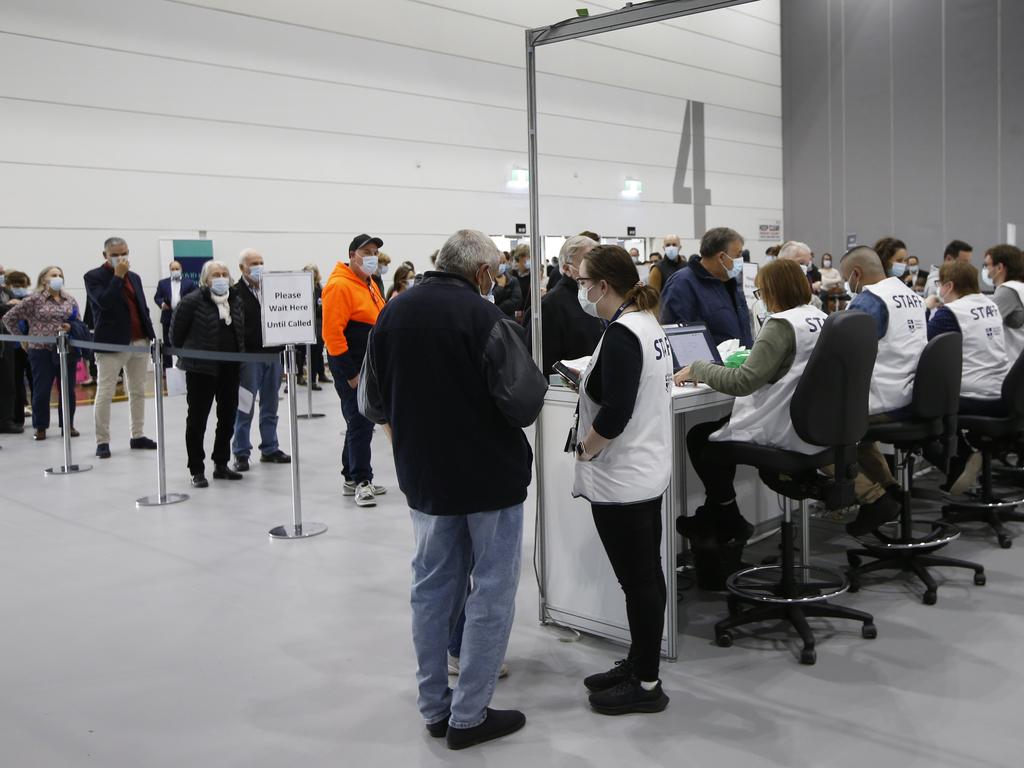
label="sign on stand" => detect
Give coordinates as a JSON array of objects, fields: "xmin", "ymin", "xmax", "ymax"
[{"xmin": 260, "ymin": 272, "xmax": 316, "ymax": 346}]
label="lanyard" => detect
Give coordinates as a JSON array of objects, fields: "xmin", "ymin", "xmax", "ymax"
[{"xmin": 608, "ymin": 299, "xmax": 635, "ymax": 326}]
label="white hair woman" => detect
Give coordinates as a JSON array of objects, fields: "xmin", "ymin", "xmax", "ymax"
[{"xmin": 170, "ymin": 260, "xmax": 246, "ymax": 487}]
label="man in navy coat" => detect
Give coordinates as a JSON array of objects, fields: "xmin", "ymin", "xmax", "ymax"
[
  {"xmin": 83, "ymin": 237, "xmax": 158, "ymax": 459},
  {"xmin": 154, "ymin": 260, "xmax": 197, "ymax": 367}
]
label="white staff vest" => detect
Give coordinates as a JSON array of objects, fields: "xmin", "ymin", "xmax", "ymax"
[
  {"xmin": 860, "ymin": 276, "xmax": 927, "ymax": 415},
  {"xmin": 710, "ymin": 304, "xmax": 827, "ymax": 455},
  {"xmin": 944, "ymin": 293, "xmax": 1010, "ymax": 399},
  {"xmin": 573, "ymin": 311, "xmax": 673, "ymax": 504},
  {"xmin": 999, "ymin": 281, "xmax": 1024, "ymax": 363}
]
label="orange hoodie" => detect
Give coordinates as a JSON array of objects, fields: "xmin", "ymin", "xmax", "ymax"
[{"xmin": 321, "ymin": 261, "xmax": 385, "ymax": 378}]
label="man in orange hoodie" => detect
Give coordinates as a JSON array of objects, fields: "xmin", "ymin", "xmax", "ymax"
[{"xmin": 323, "ymin": 234, "xmax": 387, "ymax": 507}]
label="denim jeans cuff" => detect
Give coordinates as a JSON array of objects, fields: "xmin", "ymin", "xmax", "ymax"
[
  {"xmin": 425, "ymin": 712, "xmax": 450, "ymax": 727},
  {"xmin": 449, "ymin": 711, "xmax": 487, "ymax": 730}
]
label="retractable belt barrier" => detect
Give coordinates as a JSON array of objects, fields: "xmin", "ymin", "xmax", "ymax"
[{"xmin": 0, "ymin": 333, "xmax": 60, "ymax": 345}]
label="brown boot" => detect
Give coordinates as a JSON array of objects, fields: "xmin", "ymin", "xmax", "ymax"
[{"xmin": 33, "ymin": 429, "xmax": 46, "ymax": 441}]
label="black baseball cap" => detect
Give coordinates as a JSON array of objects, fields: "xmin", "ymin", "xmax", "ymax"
[{"xmin": 348, "ymin": 234, "xmax": 384, "ymax": 253}]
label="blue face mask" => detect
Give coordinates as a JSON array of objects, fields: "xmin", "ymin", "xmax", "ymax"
[
  {"xmin": 361, "ymin": 256, "xmax": 379, "ymax": 276},
  {"xmin": 12, "ymin": 287, "xmax": 28, "ymax": 298},
  {"xmin": 48, "ymin": 277, "xmax": 64, "ymax": 292},
  {"xmin": 498, "ymin": 263, "xmax": 508, "ymax": 276},
  {"xmin": 891, "ymin": 262, "xmax": 907, "ymax": 278},
  {"xmin": 210, "ymin": 277, "xmax": 230, "ymax": 296},
  {"xmin": 0, "ymin": 274, "xmax": 5, "ymax": 287},
  {"xmin": 664, "ymin": 246, "xmax": 680, "ymax": 260},
  {"xmin": 249, "ymin": 266, "xmax": 264, "ymax": 282},
  {"xmin": 722, "ymin": 254, "xmax": 742, "ymax": 280}
]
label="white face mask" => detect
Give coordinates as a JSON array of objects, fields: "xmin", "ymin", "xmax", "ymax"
[
  {"xmin": 577, "ymin": 281, "xmax": 602, "ymax": 317},
  {"xmin": 170, "ymin": 270, "xmax": 182, "ymax": 280},
  {"xmin": 109, "ymin": 256, "xmax": 123, "ymax": 268},
  {"xmin": 981, "ymin": 268, "xmax": 995, "ymax": 288},
  {"xmin": 822, "ymin": 259, "xmax": 832, "ymax": 269},
  {"xmin": 664, "ymin": 246, "xmax": 680, "ymax": 260},
  {"xmin": 360, "ymin": 255, "xmax": 379, "ymax": 276}
]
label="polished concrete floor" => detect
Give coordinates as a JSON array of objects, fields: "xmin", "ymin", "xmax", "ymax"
[{"xmin": 2, "ymin": 388, "xmax": 1023, "ymax": 767}]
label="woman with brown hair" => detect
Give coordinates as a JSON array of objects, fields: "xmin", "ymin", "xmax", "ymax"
[
  {"xmin": 386, "ymin": 264, "xmax": 414, "ymax": 301},
  {"xmin": 571, "ymin": 244, "xmax": 673, "ymax": 716},
  {"xmin": 874, "ymin": 236, "xmax": 909, "ymax": 279},
  {"xmin": 677, "ymin": 259, "xmax": 830, "ymax": 540}
]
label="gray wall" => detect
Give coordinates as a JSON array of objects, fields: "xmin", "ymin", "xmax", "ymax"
[{"xmin": 782, "ymin": 0, "xmax": 1023, "ymax": 264}]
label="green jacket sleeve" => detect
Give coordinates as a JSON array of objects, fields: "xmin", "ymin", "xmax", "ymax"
[{"xmin": 690, "ymin": 319, "xmax": 796, "ymax": 397}]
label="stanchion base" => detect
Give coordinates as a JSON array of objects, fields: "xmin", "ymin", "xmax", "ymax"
[
  {"xmin": 297, "ymin": 413, "xmax": 326, "ymax": 419},
  {"xmin": 44, "ymin": 464, "xmax": 93, "ymax": 475},
  {"xmin": 269, "ymin": 522, "xmax": 328, "ymax": 540},
  {"xmin": 136, "ymin": 492, "xmax": 190, "ymax": 508}
]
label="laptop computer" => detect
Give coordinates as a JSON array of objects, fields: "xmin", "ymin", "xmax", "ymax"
[{"xmin": 662, "ymin": 323, "xmax": 722, "ymax": 372}]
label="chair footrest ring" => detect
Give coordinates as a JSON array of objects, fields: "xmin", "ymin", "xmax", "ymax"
[
  {"xmin": 941, "ymin": 492, "xmax": 1024, "ymax": 511},
  {"xmin": 726, "ymin": 565, "xmax": 848, "ymax": 604},
  {"xmin": 854, "ymin": 519, "xmax": 961, "ymax": 551}
]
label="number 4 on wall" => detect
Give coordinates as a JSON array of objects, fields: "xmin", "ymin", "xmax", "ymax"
[{"xmin": 673, "ymin": 100, "xmax": 713, "ymax": 235}]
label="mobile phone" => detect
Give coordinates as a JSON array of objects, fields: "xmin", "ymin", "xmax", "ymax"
[{"xmin": 552, "ymin": 361, "xmax": 580, "ymax": 389}]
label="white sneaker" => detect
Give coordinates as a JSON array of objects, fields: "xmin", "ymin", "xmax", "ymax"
[
  {"xmin": 950, "ymin": 451, "xmax": 984, "ymax": 496},
  {"xmin": 354, "ymin": 481, "xmax": 376, "ymax": 507},
  {"xmin": 447, "ymin": 653, "xmax": 509, "ymax": 678},
  {"xmin": 343, "ymin": 480, "xmax": 387, "ymax": 497}
]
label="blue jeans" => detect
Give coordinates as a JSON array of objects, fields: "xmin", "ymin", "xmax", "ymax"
[
  {"xmin": 231, "ymin": 359, "xmax": 282, "ymax": 458},
  {"xmin": 328, "ymin": 355, "xmax": 374, "ymax": 483},
  {"xmin": 410, "ymin": 505, "xmax": 523, "ymax": 730},
  {"xmin": 27, "ymin": 348, "xmax": 76, "ymax": 431}
]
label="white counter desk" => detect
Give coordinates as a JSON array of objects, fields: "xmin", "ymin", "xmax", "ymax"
[{"xmin": 536, "ymin": 382, "xmax": 784, "ymax": 661}]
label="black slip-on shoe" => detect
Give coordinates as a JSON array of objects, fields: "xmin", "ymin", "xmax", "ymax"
[
  {"xmin": 95, "ymin": 442, "xmax": 111, "ymax": 459},
  {"xmin": 213, "ymin": 465, "xmax": 243, "ymax": 480},
  {"xmin": 845, "ymin": 494, "xmax": 901, "ymax": 537},
  {"xmin": 260, "ymin": 450, "xmax": 292, "ymax": 464},
  {"xmin": 191, "ymin": 474, "xmax": 209, "ymax": 488},
  {"xmin": 130, "ymin": 436, "xmax": 157, "ymax": 450},
  {"xmin": 588, "ymin": 679, "xmax": 669, "ymax": 715},
  {"xmin": 426, "ymin": 717, "xmax": 449, "ymax": 738},
  {"xmin": 233, "ymin": 456, "xmax": 250, "ymax": 472},
  {"xmin": 583, "ymin": 659, "xmax": 635, "ymax": 693},
  {"xmin": 446, "ymin": 708, "xmax": 525, "ymax": 751}
]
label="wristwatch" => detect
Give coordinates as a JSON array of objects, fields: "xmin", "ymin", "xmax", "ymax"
[{"xmin": 575, "ymin": 441, "xmax": 590, "ymax": 461}]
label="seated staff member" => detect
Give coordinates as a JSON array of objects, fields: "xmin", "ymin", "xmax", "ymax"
[
  {"xmin": 524, "ymin": 234, "xmax": 603, "ymax": 375},
  {"xmin": 874, "ymin": 236, "xmax": 909, "ymax": 280},
  {"xmin": 837, "ymin": 246, "xmax": 927, "ymax": 533},
  {"xmin": 927, "ymin": 261, "xmax": 1011, "ymax": 494},
  {"xmin": 678, "ymin": 260, "xmax": 831, "ymax": 542},
  {"xmin": 660, "ymin": 227, "xmax": 753, "ymax": 348},
  {"xmin": 983, "ymin": 244, "xmax": 1024, "ymax": 362},
  {"xmin": 572, "ymin": 245, "xmax": 672, "ymax": 717}
]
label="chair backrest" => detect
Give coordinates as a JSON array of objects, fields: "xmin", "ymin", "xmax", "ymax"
[
  {"xmin": 1003, "ymin": 349, "xmax": 1024, "ymax": 419},
  {"xmin": 790, "ymin": 311, "xmax": 878, "ymax": 448},
  {"xmin": 912, "ymin": 332, "xmax": 962, "ymax": 420}
]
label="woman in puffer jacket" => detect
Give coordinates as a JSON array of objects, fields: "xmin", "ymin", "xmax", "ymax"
[{"xmin": 171, "ymin": 260, "xmax": 245, "ymax": 488}]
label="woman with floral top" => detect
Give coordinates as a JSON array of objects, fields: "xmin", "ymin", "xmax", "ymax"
[{"xmin": 2, "ymin": 266, "xmax": 80, "ymax": 440}]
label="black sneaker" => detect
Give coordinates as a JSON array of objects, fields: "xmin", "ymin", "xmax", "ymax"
[
  {"xmin": 129, "ymin": 436, "xmax": 157, "ymax": 450},
  {"xmin": 446, "ymin": 708, "xmax": 525, "ymax": 751},
  {"xmin": 96, "ymin": 442, "xmax": 111, "ymax": 459},
  {"xmin": 588, "ymin": 678, "xmax": 669, "ymax": 716},
  {"xmin": 233, "ymin": 456, "xmax": 250, "ymax": 472},
  {"xmin": 583, "ymin": 659, "xmax": 635, "ymax": 693},
  {"xmin": 213, "ymin": 465, "xmax": 244, "ymax": 480},
  {"xmin": 191, "ymin": 474, "xmax": 209, "ymax": 488},
  {"xmin": 846, "ymin": 494, "xmax": 900, "ymax": 537},
  {"xmin": 260, "ymin": 450, "xmax": 291, "ymax": 464},
  {"xmin": 426, "ymin": 717, "xmax": 449, "ymax": 738}
]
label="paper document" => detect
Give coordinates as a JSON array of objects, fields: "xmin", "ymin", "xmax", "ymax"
[
  {"xmin": 237, "ymin": 386, "xmax": 255, "ymax": 414},
  {"xmin": 558, "ymin": 356, "xmax": 591, "ymax": 372}
]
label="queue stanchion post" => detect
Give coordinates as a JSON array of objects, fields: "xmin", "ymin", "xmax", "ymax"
[
  {"xmin": 44, "ymin": 331, "xmax": 92, "ymax": 476},
  {"xmin": 137, "ymin": 339, "xmax": 188, "ymax": 507},
  {"xmin": 296, "ymin": 343, "xmax": 325, "ymax": 419},
  {"xmin": 270, "ymin": 343, "xmax": 327, "ymax": 539}
]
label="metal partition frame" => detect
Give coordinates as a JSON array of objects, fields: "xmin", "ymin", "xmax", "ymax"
[{"xmin": 525, "ymin": 0, "xmax": 756, "ymax": 626}]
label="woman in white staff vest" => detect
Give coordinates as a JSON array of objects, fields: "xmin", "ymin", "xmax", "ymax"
[
  {"xmin": 983, "ymin": 244, "xmax": 1024, "ymax": 364},
  {"xmin": 677, "ymin": 260, "xmax": 828, "ymax": 541},
  {"xmin": 571, "ymin": 244, "xmax": 672, "ymax": 717},
  {"xmin": 927, "ymin": 260, "xmax": 1012, "ymax": 493}
]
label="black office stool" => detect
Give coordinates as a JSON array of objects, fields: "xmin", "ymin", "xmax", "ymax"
[
  {"xmin": 846, "ymin": 332, "xmax": 985, "ymax": 604},
  {"xmin": 712, "ymin": 311, "xmax": 878, "ymax": 665},
  {"xmin": 941, "ymin": 352, "xmax": 1024, "ymax": 548}
]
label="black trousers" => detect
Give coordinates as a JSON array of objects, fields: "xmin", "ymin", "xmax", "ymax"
[
  {"xmin": 14, "ymin": 347, "xmax": 30, "ymax": 425},
  {"xmin": 0, "ymin": 343, "xmax": 18, "ymax": 428},
  {"xmin": 592, "ymin": 497, "xmax": 667, "ymax": 681},
  {"xmin": 687, "ymin": 416, "xmax": 737, "ymax": 504},
  {"xmin": 185, "ymin": 365, "xmax": 239, "ymax": 475}
]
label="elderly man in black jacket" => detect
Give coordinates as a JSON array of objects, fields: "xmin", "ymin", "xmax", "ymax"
[
  {"xmin": 359, "ymin": 229, "xmax": 546, "ymax": 751},
  {"xmin": 83, "ymin": 237, "xmax": 157, "ymax": 459},
  {"xmin": 525, "ymin": 234, "xmax": 604, "ymax": 375}
]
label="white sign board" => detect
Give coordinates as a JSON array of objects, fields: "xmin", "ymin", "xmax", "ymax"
[
  {"xmin": 742, "ymin": 261, "xmax": 759, "ymax": 303},
  {"xmin": 260, "ymin": 271, "xmax": 316, "ymax": 346},
  {"xmin": 757, "ymin": 220, "xmax": 781, "ymax": 241}
]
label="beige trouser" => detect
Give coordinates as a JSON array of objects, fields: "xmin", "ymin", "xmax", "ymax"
[
  {"xmin": 823, "ymin": 416, "xmax": 898, "ymax": 504},
  {"xmin": 93, "ymin": 340, "xmax": 150, "ymax": 444}
]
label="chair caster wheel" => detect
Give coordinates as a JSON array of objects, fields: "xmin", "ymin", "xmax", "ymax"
[
  {"xmin": 923, "ymin": 590, "xmax": 937, "ymax": 606},
  {"xmin": 861, "ymin": 623, "xmax": 878, "ymax": 640},
  {"xmin": 974, "ymin": 572, "xmax": 987, "ymax": 586},
  {"xmin": 998, "ymin": 536, "xmax": 1012, "ymax": 549},
  {"xmin": 848, "ymin": 579, "xmax": 860, "ymax": 594},
  {"xmin": 716, "ymin": 631, "xmax": 734, "ymax": 648},
  {"xmin": 800, "ymin": 647, "xmax": 817, "ymax": 665}
]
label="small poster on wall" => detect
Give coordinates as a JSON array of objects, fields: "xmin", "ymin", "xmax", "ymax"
[
  {"xmin": 758, "ymin": 220, "xmax": 781, "ymax": 241},
  {"xmin": 158, "ymin": 239, "xmax": 213, "ymax": 283}
]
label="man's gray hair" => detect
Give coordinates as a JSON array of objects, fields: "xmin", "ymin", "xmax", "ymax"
[
  {"xmin": 436, "ymin": 229, "xmax": 500, "ymax": 280},
  {"xmin": 103, "ymin": 237, "xmax": 127, "ymax": 253},
  {"xmin": 199, "ymin": 260, "xmax": 231, "ymax": 288},
  {"xmin": 779, "ymin": 240, "xmax": 811, "ymax": 261},
  {"xmin": 239, "ymin": 248, "xmax": 262, "ymax": 267},
  {"xmin": 559, "ymin": 234, "xmax": 598, "ymax": 267}
]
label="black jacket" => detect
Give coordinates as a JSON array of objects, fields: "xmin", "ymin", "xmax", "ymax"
[
  {"xmin": 651, "ymin": 256, "xmax": 684, "ymax": 289},
  {"xmin": 493, "ymin": 275, "xmax": 522, "ymax": 318},
  {"xmin": 525, "ymin": 273, "xmax": 604, "ymax": 375},
  {"xmin": 170, "ymin": 288, "xmax": 245, "ymax": 376},
  {"xmin": 234, "ymin": 277, "xmax": 283, "ymax": 354},
  {"xmin": 83, "ymin": 265, "xmax": 156, "ymax": 345},
  {"xmin": 358, "ymin": 271, "xmax": 547, "ymax": 516}
]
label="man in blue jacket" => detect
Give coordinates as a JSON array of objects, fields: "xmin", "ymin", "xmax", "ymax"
[
  {"xmin": 358, "ymin": 229, "xmax": 547, "ymax": 751},
  {"xmin": 153, "ymin": 260, "xmax": 197, "ymax": 368},
  {"xmin": 660, "ymin": 227, "xmax": 753, "ymax": 348},
  {"xmin": 84, "ymin": 237, "xmax": 158, "ymax": 459}
]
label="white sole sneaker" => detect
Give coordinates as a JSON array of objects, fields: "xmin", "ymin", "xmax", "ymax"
[
  {"xmin": 950, "ymin": 451, "xmax": 984, "ymax": 496},
  {"xmin": 344, "ymin": 481, "xmax": 386, "ymax": 497}
]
